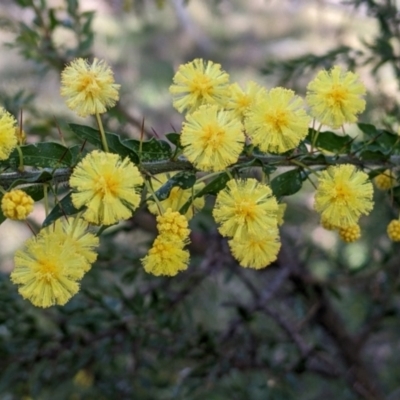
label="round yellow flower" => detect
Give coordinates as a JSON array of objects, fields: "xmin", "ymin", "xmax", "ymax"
[
  {"xmin": 338, "ymin": 224, "xmax": 361, "ymax": 243},
  {"xmin": 169, "ymin": 58, "xmax": 230, "ymax": 114},
  {"xmin": 142, "ymin": 235, "xmax": 190, "ymax": 276},
  {"xmin": 11, "ymin": 230, "xmax": 87, "ymax": 308},
  {"xmin": 229, "ymin": 230, "xmax": 281, "ymax": 269},
  {"xmin": 320, "ymin": 217, "xmax": 337, "ymax": 231},
  {"xmin": 50, "ymin": 217, "xmax": 99, "ymax": 272},
  {"xmin": 147, "ymin": 173, "xmax": 205, "ymax": 219},
  {"xmin": 1, "ymin": 189, "xmax": 34, "ymax": 220},
  {"xmin": 387, "ymin": 220, "xmax": 400, "ymax": 241},
  {"xmin": 373, "ymin": 170, "xmax": 396, "ymax": 191},
  {"xmin": 61, "ymin": 58, "xmax": 120, "ymax": 117},
  {"xmin": 69, "ymin": 150, "xmax": 144, "ymax": 225},
  {"xmin": 156, "ymin": 208, "xmax": 190, "ymax": 242},
  {"xmin": 314, "ymin": 164, "xmax": 373, "ymax": 229},
  {"xmin": 181, "ymin": 105, "xmax": 245, "ymax": 172},
  {"xmin": 306, "ymin": 65, "xmax": 366, "ymax": 128},
  {"xmin": 227, "ymin": 81, "xmax": 266, "ymax": 120},
  {"xmin": 244, "ymin": 87, "xmax": 311, "ymax": 154},
  {"xmin": 0, "ymin": 108, "xmax": 18, "ymax": 161},
  {"xmin": 213, "ymin": 178, "xmax": 279, "ymax": 240}
]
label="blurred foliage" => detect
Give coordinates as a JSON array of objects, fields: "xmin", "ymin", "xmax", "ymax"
[{"xmin": 0, "ymin": 1, "xmax": 399, "ymax": 400}]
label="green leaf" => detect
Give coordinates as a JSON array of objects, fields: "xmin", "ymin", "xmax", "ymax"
[
  {"xmin": 358, "ymin": 123, "xmax": 378, "ymax": 137},
  {"xmin": 306, "ymin": 129, "xmax": 352, "ymax": 152},
  {"xmin": 0, "ymin": 143, "xmax": 73, "ymax": 169},
  {"xmin": 42, "ymin": 192, "xmax": 81, "ymax": 227},
  {"xmin": 359, "ymin": 149, "xmax": 388, "ymax": 162},
  {"xmin": 165, "ymin": 133, "xmax": 181, "ymax": 147},
  {"xmin": 69, "ymin": 124, "xmax": 139, "ymax": 164},
  {"xmin": 153, "ymin": 171, "xmax": 196, "ymax": 201},
  {"xmin": 270, "ymin": 169, "xmax": 304, "ymax": 197},
  {"xmin": 123, "ymin": 138, "xmax": 172, "ymax": 161}
]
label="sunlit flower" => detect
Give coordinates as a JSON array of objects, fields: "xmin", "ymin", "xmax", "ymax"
[
  {"xmin": 142, "ymin": 235, "xmax": 190, "ymax": 276},
  {"xmin": 306, "ymin": 65, "xmax": 366, "ymax": 128},
  {"xmin": 0, "ymin": 108, "xmax": 17, "ymax": 160},
  {"xmin": 213, "ymin": 178, "xmax": 279, "ymax": 240},
  {"xmin": 227, "ymin": 81, "xmax": 266, "ymax": 120},
  {"xmin": 1, "ymin": 189, "xmax": 34, "ymax": 220},
  {"xmin": 387, "ymin": 219, "xmax": 400, "ymax": 241},
  {"xmin": 245, "ymin": 87, "xmax": 311, "ymax": 153},
  {"xmin": 61, "ymin": 58, "xmax": 120, "ymax": 117},
  {"xmin": 181, "ymin": 105, "xmax": 245, "ymax": 172},
  {"xmin": 11, "ymin": 230, "xmax": 87, "ymax": 308},
  {"xmin": 229, "ymin": 230, "xmax": 281, "ymax": 269},
  {"xmin": 373, "ymin": 169, "xmax": 396, "ymax": 191},
  {"xmin": 169, "ymin": 58, "xmax": 230, "ymax": 113},
  {"xmin": 338, "ymin": 224, "xmax": 361, "ymax": 243},
  {"xmin": 314, "ymin": 164, "xmax": 373, "ymax": 228},
  {"xmin": 156, "ymin": 208, "xmax": 190, "ymax": 242},
  {"xmin": 50, "ymin": 217, "xmax": 99, "ymax": 272},
  {"xmin": 70, "ymin": 150, "xmax": 143, "ymax": 225},
  {"xmin": 147, "ymin": 173, "xmax": 205, "ymax": 219}
]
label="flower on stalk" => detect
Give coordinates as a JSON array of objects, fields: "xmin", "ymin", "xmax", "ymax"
[
  {"xmin": 11, "ymin": 229, "xmax": 88, "ymax": 308},
  {"xmin": 169, "ymin": 59, "xmax": 230, "ymax": 114},
  {"xmin": 244, "ymin": 87, "xmax": 311, "ymax": 154},
  {"xmin": 142, "ymin": 235, "xmax": 190, "ymax": 276},
  {"xmin": 1, "ymin": 189, "xmax": 34, "ymax": 220},
  {"xmin": 227, "ymin": 81, "xmax": 266, "ymax": 120},
  {"xmin": 147, "ymin": 173, "xmax": 205, "ymax": 219},
  {"xmin": 314, "ymin": 164, "xmax": 373, "ymax": 229},
  {"xmin": 61, "ymin": 58, "xmax": 120, "ymax": 117},
  {"xmin": 306, "ymin": 65, "xmax": 366, "ymax": 128},
  {"xmin": 181, "ymin": 105, "xmax": 245, "ymax": 172},
  {"xmin": 0, "ymin": 108, "xmax": 17, "ymax": 160},
  {"xmin": 69, "ymin": 150, "xmax": 143, "ymax": 225},
  {"xmin": 229, "ymin": 230, "xmax": 281, "ymax": 269},
  {"xmin": 213, "ymin": 178, "xmax": 279, "ymax": 240}
]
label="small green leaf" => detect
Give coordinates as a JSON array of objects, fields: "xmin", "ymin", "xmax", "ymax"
[
  {"xmin": 165, "ymin": 133, "xmax": 181, "ymax": 147},
  {"xmin": 359, "ymin": 149, "xmax": 388, "ymax": 161},
  {"xmin": 153, "ymin": 171, "xmax": 196, "ymax": 201},
  {"xmin": 123, "ymin": 138, "xmax": 172, "ymax": 161},
  {"xmin": 0, "ymin": 143, "xmax": 73, "ymax": 169},
  {"xmin": 270, "ymin": 169, "xmax": 304, "ymax": 197},
  {"xmin": 306, "ymin": 129, "xmax": 352, "ymax": 153},
  {"xmin": 42, "ymin": 192, "xmax": 81, "ymax": 227},
  {"xmin": 69, "ymin": 124, "xmax": 139, "ymax": 164},
  {"xmin": 358, "ymin": 123, "xmax": 378, "ymax": 137}
]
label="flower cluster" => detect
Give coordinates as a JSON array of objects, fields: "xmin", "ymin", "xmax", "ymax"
[
  {"xmin": 315, "ymin": 164, "xmax": 374, "ymax": 242},
  {"xmin": 2, "ymin": 56, "xmax": 383, "ymax": 309},
  {"xmin": 11, "ymin": 218, "xmax": 99, "ymax": 308},
  {"xmin": 142, "ymin": 208, "xmax": 191, "ymax": 276},
  {"xmin": 213, "ymin": 179, "xmax": 281, "ymax": 269}
]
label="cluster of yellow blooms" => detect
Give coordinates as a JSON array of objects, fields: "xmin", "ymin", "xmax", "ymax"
[{"xmin": 0, "ymin": 56, "xmax": 398, "ymax": 308}]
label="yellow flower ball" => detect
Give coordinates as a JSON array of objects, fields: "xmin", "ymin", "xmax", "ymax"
[
  {"xmin": 0, "ymin": 108, "xmax": 18, "ymax": 161},
  {"xmin": 338, "ymin": 224, "xmax": 361, "ymax": 243},
  {"xmin": 1, "ymin": 189, "xmax": 34, "ymax": 220},
  {"xmin": 373, "ymin": 170, "xmax": 396, "ymax": 191},
  {"xmin": 387, "ymin": 220, "xmax": 400, "ymax": 241}
]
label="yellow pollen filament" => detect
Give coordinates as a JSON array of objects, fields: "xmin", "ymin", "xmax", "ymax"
[
  {"xmin": 235, "ymin": 200, "xmax": 256, "ymax": 220},
  {"xmin": 203, "ymin": 125, "xmax": 225, "ymax": 147},
  {"xmin": 94, "ymin": 174, "xmax": 118, "ymax": 197},
  {"xmin": 38, "ymin": 260, "xmax": 58, "ymax": 282},
  {"xmin": 328, "ymin": 87, "xmax": 346, "ymax": 105},
  {"xmin": 266, "ymin": 110, "xmax": 288, "ymax": 132},
  {"xmin": 191, "ymin": 74, "xmax": 213, "ymax": 95},
  {"xmin": 334, "ymin": 183, "xmax": 351, "ymax": 202}
]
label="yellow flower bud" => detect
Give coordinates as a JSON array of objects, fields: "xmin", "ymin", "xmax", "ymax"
[{"xmin": 1, "ymin": 189, "xmax": 34, "ymax": 220}]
